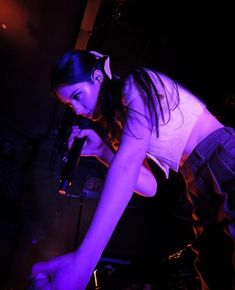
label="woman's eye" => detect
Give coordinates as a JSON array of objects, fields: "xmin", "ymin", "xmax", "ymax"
[{"xmin": 72, "ymin": 93, "xmax": 80, "ymax": 101}]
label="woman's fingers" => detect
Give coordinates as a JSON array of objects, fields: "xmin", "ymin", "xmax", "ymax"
[
  {"xmin": 31, "ymin": 261, "xmax": 50, "ymax": 276},
  {"xmin": 68, "ymin": 126, "xmax": 93, "ymax": 149},
  {"xmin": 76, "ymin": 129, "xmax": 93, "ymax": 139},
  {"xmin": 71, "ymin": 126, "xmax": 93, "ymax": 138},
  {"xmin": 68, "ymin": 126, "xmax": 104, "ymax": 157},
  {"xmin": 27, "ymin": 272, "xmax": 51, "ymax": 290}
]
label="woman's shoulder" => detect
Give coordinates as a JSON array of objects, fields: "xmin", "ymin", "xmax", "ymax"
[
  {"xmin": 121, "ymin": 68, "xmax": 175, "ymax": 112},
  {"xmin": 121, "ymin": 72, "xmax": 139, "ymax": 107},
  {"xmin": 122, "ymin": 67, "xmax": 177, "ymax": 93}
]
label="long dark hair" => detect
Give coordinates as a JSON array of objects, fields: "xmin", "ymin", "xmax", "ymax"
[
  {"xmin": 50, "ymin": 50, "xmax": 102, "ymax": 86},
  {"xmin": 121, "ymin": 67, "xmax": 179, "ymax": 137}
]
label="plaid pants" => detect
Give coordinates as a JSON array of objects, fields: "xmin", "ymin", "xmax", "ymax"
[{"xmin": 181, "ymin": 127, "xmax": 235, "ymax": 290}]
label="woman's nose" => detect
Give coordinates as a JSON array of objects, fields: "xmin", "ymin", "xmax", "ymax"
[{"xmin": 70, "ymin": 103, "xmax": 83, "ymax": 116}]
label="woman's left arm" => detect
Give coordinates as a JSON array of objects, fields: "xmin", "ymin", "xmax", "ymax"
[{"xmin": 70, "ymin": 107, "xmax": 152, "ymax": 286}]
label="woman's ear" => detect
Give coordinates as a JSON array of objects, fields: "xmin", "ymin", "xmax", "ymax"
[{"xmin": 91, "ymin": 69, "xmax": 104, "ymax": 84}]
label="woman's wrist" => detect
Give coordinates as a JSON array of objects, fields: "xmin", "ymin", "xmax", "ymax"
[
  {"xmin": 73, "ymin": 243, "xmax": 102, "ymax": 275},
  {"xmin": 97, "ymin": 144, "xmax": 114, "ymax": 166},
  {"xmin": 95, "ymin": 143, "xmax": 107, "ymax": 159}
]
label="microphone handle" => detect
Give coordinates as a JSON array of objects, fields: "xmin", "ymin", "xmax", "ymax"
[{"xmin": 59, "ymin": 137, "xmax": 86, "ymax": 195}]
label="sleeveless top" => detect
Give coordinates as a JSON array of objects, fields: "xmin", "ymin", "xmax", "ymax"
[{"xmin": 122, "ymin": 69, "xmax": 206, "ymax": 178}]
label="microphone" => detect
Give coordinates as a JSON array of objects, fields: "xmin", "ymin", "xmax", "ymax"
[{"xmin": 58, "ymin": 117, "xmax": 91, "ymax": 195}]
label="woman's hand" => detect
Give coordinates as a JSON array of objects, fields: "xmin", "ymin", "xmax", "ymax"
[
  {"xmin": 68, "ymin": 126, "xmax": 105, "ymax": 158},
  {"xmin": 30, "ymin": 252, "xmax": 93, "ymax": 290}
]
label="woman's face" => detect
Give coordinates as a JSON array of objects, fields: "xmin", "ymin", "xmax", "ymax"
[{"xmin": 55, "ymin": 79, "xmax": 102, "ymax": 121}]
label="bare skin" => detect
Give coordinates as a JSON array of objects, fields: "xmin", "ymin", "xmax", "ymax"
[{"xmin": 180, "ymin": 108, "xmax": 223, "ymax": 166}]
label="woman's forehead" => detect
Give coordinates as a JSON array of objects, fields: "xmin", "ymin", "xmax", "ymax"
[{"xmin": 56, "ymin": 83, "xmax": 80, "ymax": 95}]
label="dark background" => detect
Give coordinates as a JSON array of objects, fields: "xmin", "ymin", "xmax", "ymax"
[{"xmin": 0, "ymin": 0, "xmax": 234, "ymax": 289}]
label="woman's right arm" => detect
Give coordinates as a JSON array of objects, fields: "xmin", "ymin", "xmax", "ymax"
[
  {"xmin": 99, "ymin": 141, "xmax": 157, "ymax": 197},
  {"xmin": 68, "ymin": 126, "xmax": 157, "ymax": 197}
]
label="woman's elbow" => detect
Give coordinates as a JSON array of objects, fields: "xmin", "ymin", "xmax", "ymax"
[
  {"xmin": 146, "ymin": 177, "xmax": 158, "ymax": 197},
  {"xmin": 136, "ymin": 177, "xmax": 158, "ymax": 197}
]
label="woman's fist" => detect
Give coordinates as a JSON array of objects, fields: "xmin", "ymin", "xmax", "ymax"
[{"xmin": 68, "ymin": 126, "xmax": 105, "ymax": 158}]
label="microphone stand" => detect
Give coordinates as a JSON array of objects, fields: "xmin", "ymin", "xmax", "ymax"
[{"xmin": 73, "ymin": 191, "xmax": 87, "ymax": 249}]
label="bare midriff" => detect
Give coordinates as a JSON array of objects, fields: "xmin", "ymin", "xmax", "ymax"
[{"xmin": 180, "ymin": 108, "xmax": 224, "ymax": 166}]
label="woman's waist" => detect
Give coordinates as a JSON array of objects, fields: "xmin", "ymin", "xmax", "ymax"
[{"xmin": 180, "ymin": 109, "xmax": 223, "ymax": 166}]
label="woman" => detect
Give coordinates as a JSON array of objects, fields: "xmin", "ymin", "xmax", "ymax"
[{"xmin": 31, "ymin": 50, "xmax": 235, "ymax": 290}]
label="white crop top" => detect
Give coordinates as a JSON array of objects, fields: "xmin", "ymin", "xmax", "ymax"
[{"xmin": 122, "ymin": 69, "xmax": 206, "ymax": 178}]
